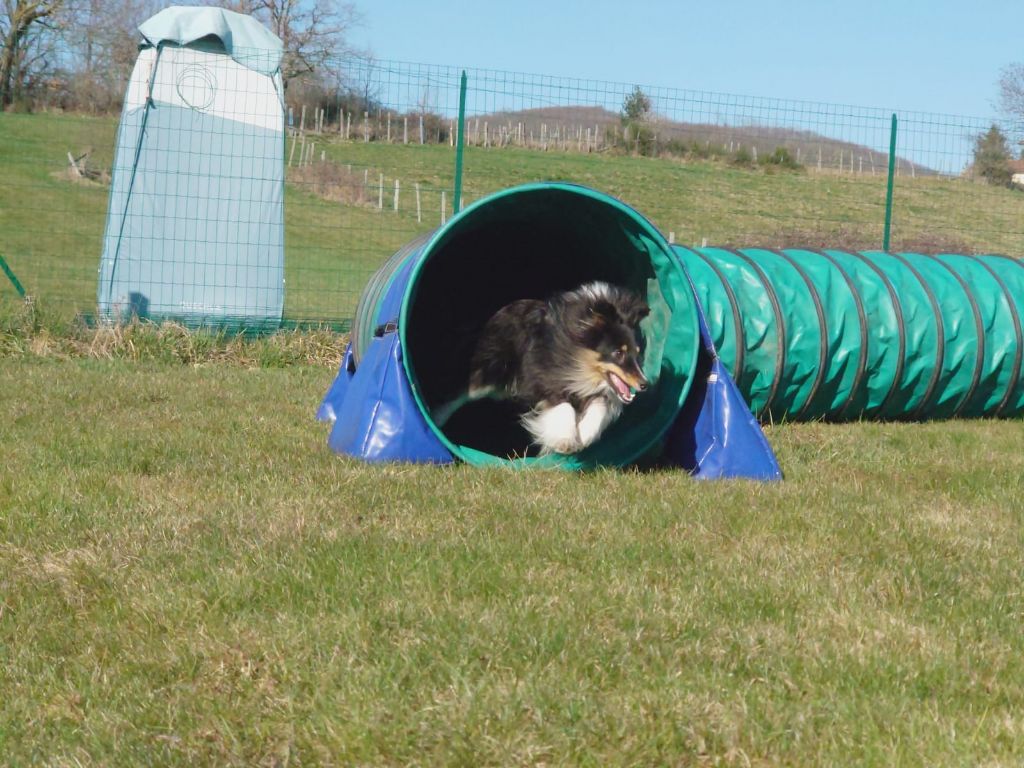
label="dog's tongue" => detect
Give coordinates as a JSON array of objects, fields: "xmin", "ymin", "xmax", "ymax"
[{"xmin": 609, "ymin": 372, "xmax": 632, "ymax": 400}]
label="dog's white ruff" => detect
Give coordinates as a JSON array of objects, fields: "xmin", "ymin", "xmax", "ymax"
[{"xmin": 522, "ymin": 402, "xmax": 581, "ymax": 455}]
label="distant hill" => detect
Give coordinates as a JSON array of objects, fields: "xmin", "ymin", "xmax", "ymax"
[{"xmin": 466, "ymin": 105, "xmax": 937, "ymax": 176}]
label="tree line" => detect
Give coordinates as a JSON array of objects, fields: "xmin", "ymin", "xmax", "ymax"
[
  {"xmin": 623, "ymin": 81, "xmax": 1024, "ymax": 185},
  {"xmin": 0, "ymin": 0, "xmax": 359, "ymax": 111}
]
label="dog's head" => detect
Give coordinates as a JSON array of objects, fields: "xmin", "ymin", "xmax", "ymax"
[{"xmin": 562, "ymin": 282, "xmax": 650, "ymax": 404}]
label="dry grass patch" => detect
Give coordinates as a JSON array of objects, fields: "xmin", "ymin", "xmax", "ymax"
[
  {"xmin": 287, "ymin": 161, "xmax": 375, "ymax": 207},
  {"xmin": 1, "ymin": 298, "xmax": 346, "ymax": 368}
]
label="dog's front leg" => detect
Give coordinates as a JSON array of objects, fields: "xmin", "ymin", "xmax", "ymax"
[
  {"xmin": 523, "ymin": 402, "xmax": 581, "ymax": 454},
  {"xmin": 432, "ymin": 385, "xmax": 495, "ymax": 426},
  {"xmin": 577, "ymin": 398, "xmax": 616, "ymax": 449}
]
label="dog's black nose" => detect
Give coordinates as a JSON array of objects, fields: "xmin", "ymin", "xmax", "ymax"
[{"xmin": 637, "ymin": 377, "xmax": 648, "ymax": 392}]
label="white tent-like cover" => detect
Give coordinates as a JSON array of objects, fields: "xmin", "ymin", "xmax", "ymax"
[{"xmin": 98, "ymin": 6, "xmax": 286, "ymax": 330}]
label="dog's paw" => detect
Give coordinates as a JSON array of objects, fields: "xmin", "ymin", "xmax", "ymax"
[{"xmin": 546, "ymin": 435, "xmax": 583, "ymax": 455}]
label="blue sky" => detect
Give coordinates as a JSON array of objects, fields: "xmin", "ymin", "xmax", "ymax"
[{"xmin": 351, "ymin": 0, "xmax": 1022, "ymax": 119}]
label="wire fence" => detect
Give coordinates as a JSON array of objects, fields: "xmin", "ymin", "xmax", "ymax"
[{"xmin": 2, "ymin": 54, "xmax": 1023, "ymax": 330}]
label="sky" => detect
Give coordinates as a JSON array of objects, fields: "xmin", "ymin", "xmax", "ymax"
[{"xmin": 350, "ymin": 0, "xmax": 1024, "ymax": 119}]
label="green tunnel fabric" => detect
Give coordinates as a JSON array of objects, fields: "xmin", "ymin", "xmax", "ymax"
[
  {"xmin": 931, "ymin": 254, "xmax": 1016, "ymax": 418},
  {"xmin": 683, "ymin": 247, "xmax": 780, "ymax": 416},
  {"xmin": 860, "ymin": 251, "xmax": 941, "ymax": 419},
  {"xmin": 673, "ymin": 247, "xmax": 1024, "ymax": 422},
  {"xmin": 810, "ymin": 250, "xmax": 902, "ymax": 419},
  {"xmin": 973, "ymin": 254, "xmax": 1024, "ymax": 416}
]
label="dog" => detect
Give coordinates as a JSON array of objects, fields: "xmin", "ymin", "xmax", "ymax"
[{"xmin": 433, "ymin": 281, "xmax": 650, "ymax": 455}]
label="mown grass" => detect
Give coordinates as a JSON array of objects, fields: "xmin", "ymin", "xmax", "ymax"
[
  {"xmin": 2, "ymin": 338, "xmax": 1024, "ymax": 765},
  {"xmin": 4, "ymin": 112, "xmax": 1024, "ymax": 326}
]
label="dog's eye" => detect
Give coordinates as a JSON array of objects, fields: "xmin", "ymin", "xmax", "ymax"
[{"xmin": 613, "ymin": 348, "xmax": 625, "ymax": 362}]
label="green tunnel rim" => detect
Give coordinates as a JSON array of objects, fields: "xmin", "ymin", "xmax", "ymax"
[
  {"xmin": 768, "ymin": 248, "xmax": 829, "ymax": 420},
  {"xmin": 397, "ymin": 182, "xmax": 700, "ymax": 469},
  {"xmin": 970, "ymin": 254, "xmax": 1024, "ymax": 417},
  {"xmin": 807, "ymin": 249, "xmax": 870, "ymax": 421},
  {"xmin": 887, "ymin": 251, "xmax": 946, "ymax": 420},
  {"xmin": 846, "ymin": 250, "xmax": 907, "ymax": 419},
  {"xmin": 728, "ymin": 248, "xmax": 787, "ymax": 418},
  {"xmin": 925, "ymin": 253, "xmax": 986, "ymax": 418}
]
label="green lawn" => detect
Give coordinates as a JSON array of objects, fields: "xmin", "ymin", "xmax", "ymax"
[
  {"xmin": 2, "ymin": 352, "xmax": 1024, "ymax": 765},
  {"xmin": 4, "ymin": 113, "xmax": 1024, "ymax": 326}
]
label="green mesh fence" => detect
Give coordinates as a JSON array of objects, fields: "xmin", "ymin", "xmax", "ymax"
[{"xmin": 2, "ymin": 54, "xmax": 1023, "ymax": 329}]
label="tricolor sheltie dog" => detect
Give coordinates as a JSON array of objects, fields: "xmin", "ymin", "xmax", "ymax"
[{"xmin": 434, "ymin": 282, "xmax": 650, "ymax": 455}]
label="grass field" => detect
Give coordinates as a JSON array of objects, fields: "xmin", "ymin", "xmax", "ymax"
[
  {"xmin": 2, "ymin": 343, "xmax": 1024, "ymax": 765},
  {"xmin": 3, "ymin": 112, "xmax": 1024, "ymax": 325}
]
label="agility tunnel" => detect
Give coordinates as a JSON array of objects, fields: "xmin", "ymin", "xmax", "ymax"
[
  {"xmin": 318, "ymin": 183, "xmax": 781, "ymax": 477},
  {"xmin": 674, "ymin": 247, "xmax": 1024, "ymax": 422},
  {"xmin": 319, "ymin": 182, "xmax": 1024, "ymax": 474}
]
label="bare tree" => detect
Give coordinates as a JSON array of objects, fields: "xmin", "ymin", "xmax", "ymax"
[
  {"xmin": 1, "ymin": 0, "xmax": 65, "ymax": 107},
  {"xmin": 63, "ymin": 0, "xmax": 155, "ymax": 111},
  {"xmin": 999, "ymin": 63, "xmax": 1024, "ymax": 120},
  {"xmin": 997, "ymin": 63, "xmax": 1024, "ymax": 156},
  {"xmin": 227, "ymin": 0, "xmax": 360, "ymax": 90},
  {"xmin": 353, "ymin": 52, "xmax": 378, "ymax": 111}
]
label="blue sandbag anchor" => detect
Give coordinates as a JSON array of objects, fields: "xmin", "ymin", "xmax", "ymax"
[{"xmin": 663, "ymin": 290, "xmax": 782, "ymax": 480}]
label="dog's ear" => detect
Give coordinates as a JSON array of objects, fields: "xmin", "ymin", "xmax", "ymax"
[
  {"xmin": 626, "ymin": 302, "xmax": 650, "ymax": 327},
  {"xmin": 570, "ymin": 301, "xmax": 611, "ymax": 344},
  {"xmin": 574, "ymin": 305, "xmax": 605, "ymax": 342},
  {"xmin": 589, "ymin": 299, "xmax": 621, "ymax": 325}
]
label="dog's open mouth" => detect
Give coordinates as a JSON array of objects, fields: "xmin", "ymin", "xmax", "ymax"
[{"xmin": 607, "ymin": 372, "xmax": 636, "ymax": 404}]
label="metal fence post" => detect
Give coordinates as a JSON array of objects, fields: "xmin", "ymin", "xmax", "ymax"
[
  {"xmin": 0, "ymin": 254, "xmax": 26, "ymax": 298},
  {"xmin": 453, "ymin": 70, "xmax": 467, "ymax": 213},
  {"xmin": 883, "ymin": 113, "xmax": 897, "ymax": 251}
]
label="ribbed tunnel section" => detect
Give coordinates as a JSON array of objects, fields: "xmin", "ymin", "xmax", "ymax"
[{"xmin": 674, "ymin": 247, "xmax": 1024, "ymax": 421}]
